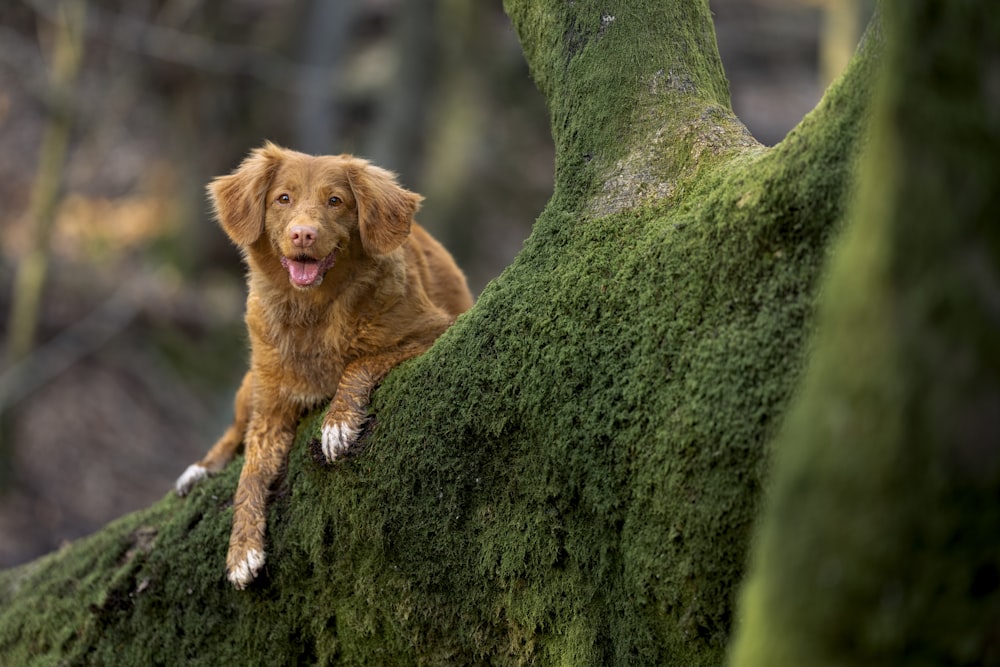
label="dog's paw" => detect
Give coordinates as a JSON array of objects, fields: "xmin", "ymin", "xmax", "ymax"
[
  {"xmin": 320, "ymin": 421, "xmax": 360, "ymax": 462},
  {"xmin": 227, "ymin": 548, "xmax": 265, "ymax": 590},
  {"xmin": 175, "ymin": 464, "xmax": 208, "ymax": 496}
]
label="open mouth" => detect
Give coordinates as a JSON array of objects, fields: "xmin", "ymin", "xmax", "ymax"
[{"xmin": 280, "ymin": 249, "xmax": 338, "ymax": 288}]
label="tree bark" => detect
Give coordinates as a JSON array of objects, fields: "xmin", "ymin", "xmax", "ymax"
[
  {"xmin": 0, "ymin": 1, "xmax": 920, "ymax": 665},
  {"xmin": 729, "ymin": 1, "xmax": 1000, "ymax": 665}
]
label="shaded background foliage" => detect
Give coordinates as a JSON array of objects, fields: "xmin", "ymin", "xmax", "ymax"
[{"xmin": 0, "ymin": 0, "xmax": 869, "ymax": 567}]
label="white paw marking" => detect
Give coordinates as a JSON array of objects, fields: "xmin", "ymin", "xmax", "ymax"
[
  {"xmin": 321, "ymin": 422, "xmax": 359, "ymax": 462},
  {"xmin": 228, "ymin": 548, "xmax": 265, "ymax": 590},
  {"xmin": 175, "ymin": 464, "xmax": 207, "ymax": 496}
]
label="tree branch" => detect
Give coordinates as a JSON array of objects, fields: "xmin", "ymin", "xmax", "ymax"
[{"xmin": 504, "ymin": 0, "xmax": 744, "ymax": 213}]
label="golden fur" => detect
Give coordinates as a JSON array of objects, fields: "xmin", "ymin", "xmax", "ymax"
[{"xmin": 176, "ymin": 142, "xmax": 472, "ymax": 588}]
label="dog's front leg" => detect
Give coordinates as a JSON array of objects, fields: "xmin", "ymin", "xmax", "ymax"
[
  {"xmin": 226, "ymin": 408, "xmax": 297, "ymax": 589},
  {"xmin": 320, "ymin": 353, "xmax": 409, "ymax": 462}
]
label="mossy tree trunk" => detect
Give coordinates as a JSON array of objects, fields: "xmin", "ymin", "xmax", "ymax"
[
  {"xmin": 729, "ymin": 1, "xmax": 1000, "ymax": 665},
  {"xmin": 5, "ymin": 1, "xmax": 989, "ymax": 665}
]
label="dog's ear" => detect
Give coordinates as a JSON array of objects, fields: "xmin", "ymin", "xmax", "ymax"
[
  {"xmin": 347, "ymin": 161, "xmax": 422, "ymax": 256},
  {"xmin": 208, "ymin": 142, "xmax": 284, "ymax": 246}
]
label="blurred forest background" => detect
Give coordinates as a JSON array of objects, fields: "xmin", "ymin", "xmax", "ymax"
[{"xmin": 0, "ymin": 0, "xmax": 871, "ymax": 567}]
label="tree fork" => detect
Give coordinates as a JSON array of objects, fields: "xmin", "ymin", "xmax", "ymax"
[{"xmin": 0, "ymin": 3, "xmax": 903, "ymax": 665}]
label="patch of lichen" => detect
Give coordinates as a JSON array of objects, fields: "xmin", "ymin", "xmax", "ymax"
[
  {"xmin": 729, "ymin": 2, "xmax": 1000, "ymax": 666},
  {"xmin": 504, "ymin": 0, "xmax": 735, "ymax": 213}
]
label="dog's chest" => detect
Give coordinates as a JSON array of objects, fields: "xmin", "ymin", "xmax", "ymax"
[{"xmin": 249, "ymin": 299, "xmax": 357, "ymax": 396}]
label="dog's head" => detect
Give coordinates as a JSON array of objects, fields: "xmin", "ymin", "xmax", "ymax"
[{"xmin": 208, "ymin": 142, "xmax": 423, "ymax": 289}]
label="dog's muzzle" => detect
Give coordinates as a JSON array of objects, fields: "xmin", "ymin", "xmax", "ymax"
[{"xmin": 280, "ymin": 249, "xmax": 338, "ymax": 288}]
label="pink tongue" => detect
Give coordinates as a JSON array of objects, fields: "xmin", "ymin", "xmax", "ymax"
[{"xmin": 287, "ymin": 260, "xmax": 321, "ymax": 286}]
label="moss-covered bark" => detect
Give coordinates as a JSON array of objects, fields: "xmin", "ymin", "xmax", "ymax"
[
  {"xmin": 729, "ymin": 2, "xmax": 1000, "ymax": 665},
  {"xmin": 0, "ymin": 1, "xmax": 887, "ymax": 665}
]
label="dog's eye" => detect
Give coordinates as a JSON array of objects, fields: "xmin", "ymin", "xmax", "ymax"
[
  {"xmin": 276, "ymin": 194, "xmax": 290, "ymax": 205},
  {"xmin": 328, "ymin": 196, "xmax": 342, "ymax": 207}
]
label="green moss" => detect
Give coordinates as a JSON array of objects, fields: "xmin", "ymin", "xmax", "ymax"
[
  {"xmin": 503, "ymin": 0, "xmax": 736, "ymax": 214},
  {"xmin": 0, "ymin": 481, "xmax": 237, "ymax": 665},
  {"xmin": 0, "ymin": 3, "xmax": 885, "ymax": 665},
  {"xmin": 729, "ymin": 2, "xmax": 1000, "ymax": 665}
]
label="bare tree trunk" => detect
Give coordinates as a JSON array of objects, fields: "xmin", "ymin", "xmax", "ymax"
[
  {"xmin": 4, "ymin": 0, "xmax": 86, "ymax": 366},
  {"xmin": 818, "ymin": 0, "xmax": 870, "ymax": 86},
  {"xmin": 363, "ymin": 0, "xmax": 438, "ymax": 180},
  {"xmin": 1, "ymin": 0, "xmax": 87, "ymax": 493},
  {"xmin": 292, "ymin": 0, "xmax": 358, "ymax": 155}
]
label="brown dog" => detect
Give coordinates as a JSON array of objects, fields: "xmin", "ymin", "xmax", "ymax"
[{"xmin": 175, "ymin": 142, "xmax": 472, "ymax": 588}]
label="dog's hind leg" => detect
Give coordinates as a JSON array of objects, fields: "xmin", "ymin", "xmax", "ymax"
[
  {"xmin": 226, "ymin": 405, "xmax": 298, "ymax": 589},
  {"xmin": 175, "ymin": 371, "xmax": 253, "ymax": 495}
]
